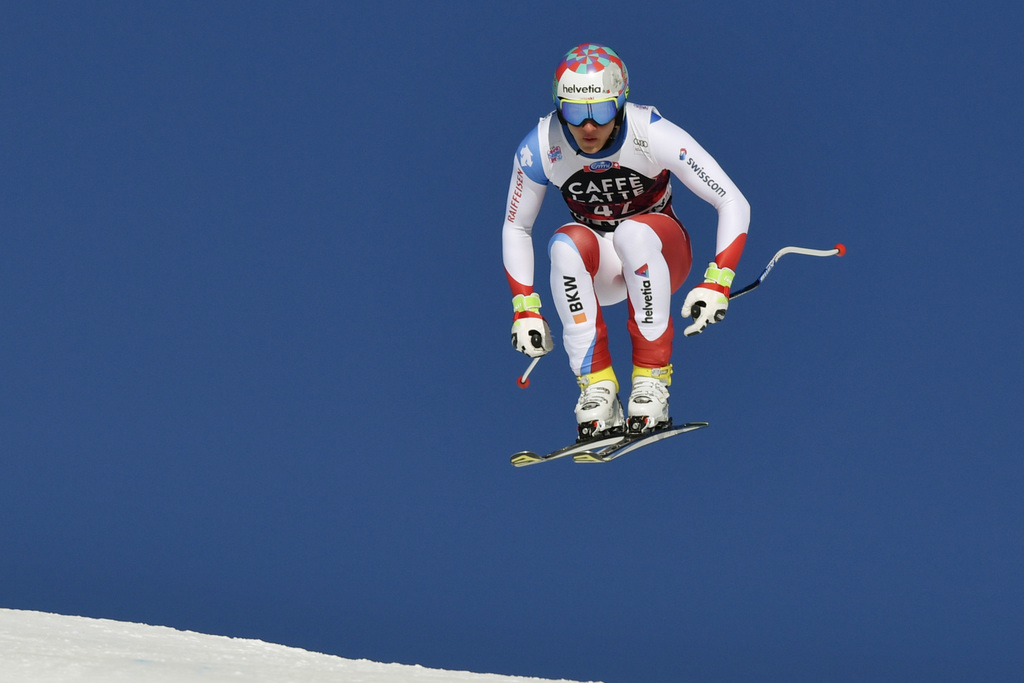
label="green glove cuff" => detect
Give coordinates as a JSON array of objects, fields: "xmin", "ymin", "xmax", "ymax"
[
  {"xmin": 702, "ymin": 263, "xmax": 735, "ymax": 288},
  {"xmin": 513, "ymin": 292, "xmax": 542, "ymax": 314}
]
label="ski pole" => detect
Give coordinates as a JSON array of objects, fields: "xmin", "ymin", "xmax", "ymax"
[
  {"xmin": 517, "ymin": 356, "xmax": 540, "ymax": 389},
  {"xmin": 729, "ymin": 243, "xmax": 846, "ymax": 300}
]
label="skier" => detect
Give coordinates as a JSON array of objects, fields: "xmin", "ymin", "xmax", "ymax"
[{"xmin": 504, "ymin": 43, "xmax": 750, "ymax": 438}]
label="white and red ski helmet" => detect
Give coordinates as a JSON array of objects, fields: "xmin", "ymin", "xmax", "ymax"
[{"xmin": 552, "ymin": 43, "xmax": 629, "ymax": 108}]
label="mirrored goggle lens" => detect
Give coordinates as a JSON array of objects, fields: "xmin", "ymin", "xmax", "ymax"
[{"xmin": 559, "ymin": 98, "xmax": 619, "ymax": 126}]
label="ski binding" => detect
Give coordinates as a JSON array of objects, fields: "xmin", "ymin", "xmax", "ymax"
[{"xmin": 573, "ymin": 421, "xmax": 708, "ymax": 463}]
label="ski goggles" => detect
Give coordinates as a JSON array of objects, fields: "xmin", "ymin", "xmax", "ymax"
[{"xmin": 558, "ymin": 97, "xmax": 620, "ymax": 126}]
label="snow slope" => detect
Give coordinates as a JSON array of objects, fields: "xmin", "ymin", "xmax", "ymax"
[{"xmin": 0, "ymin": 609, "xmax": 597, "ymax": 683}]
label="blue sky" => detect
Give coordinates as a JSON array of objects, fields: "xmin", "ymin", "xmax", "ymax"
[{"xmin": 2, "ymin": 2, "xmax": 1022, "ymax": 681}]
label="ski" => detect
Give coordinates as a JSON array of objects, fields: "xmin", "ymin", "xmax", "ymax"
[
  {"xmin": 572, "ymin": 422, "xmax": 709, "ymax": 463},
  {"xmin": 511, "ymin": 422, "xmax": 709, "ymax": 467},
  {"xmin": 510, "ymin": 432, "xmax": 629, "ymax": 467}
]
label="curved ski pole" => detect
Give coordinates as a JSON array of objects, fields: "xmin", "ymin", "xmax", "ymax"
[
  {"xmin": 730, "ymin": 243, "xmax": 846, "ymax": 300},
  {"xmin": 517, "ymin": 356, "xmax": 540, "ymax": 389}
]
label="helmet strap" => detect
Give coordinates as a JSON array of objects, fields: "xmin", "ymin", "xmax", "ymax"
[{"xmin": 600, "ymin": 107, "xmax": 627, "ymax": 151}]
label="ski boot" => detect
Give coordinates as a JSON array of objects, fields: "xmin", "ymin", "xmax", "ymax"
[
  {"xmin": 575, "ymin": 366, "xmax": 624, "ymax": 441},
  {"xmin": 626, "ymin": 365, "xmax": 672, "ymax": 434}
]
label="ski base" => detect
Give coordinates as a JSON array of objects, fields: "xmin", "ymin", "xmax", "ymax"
[{"xmin": 510, "ymin": 432, "xmax": 627, "ymax": 467}]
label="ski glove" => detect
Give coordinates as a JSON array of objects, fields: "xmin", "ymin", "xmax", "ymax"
[
  {"xmin": 511, "ymin": 293, "xmax": 554, "ymax": 358},
  {"xmin": 681, "ymin": 263, "xmax": 734, "ymax": 337}
]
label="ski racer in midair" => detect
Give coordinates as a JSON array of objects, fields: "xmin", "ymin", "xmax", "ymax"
[{"xmin": 503, "ymin": 43, "xmax": 751, "ymax": 438}]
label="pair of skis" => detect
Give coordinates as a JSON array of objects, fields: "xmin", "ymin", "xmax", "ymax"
[{"xmin": 510, "ymin": 421, "xmax": 709, "ymax": 467}]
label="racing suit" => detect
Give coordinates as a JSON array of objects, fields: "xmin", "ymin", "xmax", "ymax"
[{"xmin": 502, "ymin": 103, "xmax": 750, "ymax": 375}]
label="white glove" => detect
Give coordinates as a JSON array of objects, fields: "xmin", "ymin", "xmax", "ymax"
[
  {"xmin": 510, "ymin": 292, "xmax": 554, "ymax": 357},
  {"xmin": 511, "ymin": 317, "xmax": 554, "ymax": 357},
  {"xmin": 682, "ymin": 262, "xmax": 735, "ymax": 336},
  {"xmin": 682, "ymin": 285, "xmax": 729, "ymax": 336}
]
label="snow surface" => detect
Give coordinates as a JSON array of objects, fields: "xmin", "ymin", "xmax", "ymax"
[{"xmin": 0, "ymin": 609, "xmax": 598, "ymax": 683}]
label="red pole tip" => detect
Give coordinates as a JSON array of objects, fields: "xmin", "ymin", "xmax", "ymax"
[
  {"xmin": 517, "ymin": 377, "xmax": 530, "ymax": 389},
  {"xmin": 834, "ymin": 243, "xmax": 847, "ymax": 257}
]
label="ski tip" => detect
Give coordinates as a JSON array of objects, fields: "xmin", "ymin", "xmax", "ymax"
[
  {"xmin": 510, "ymin": 452, "xmax": 541, "ymax": 467},
  {"xmin": 834, "ymin": 243, "xmax": 847, "ymax": 257}
]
